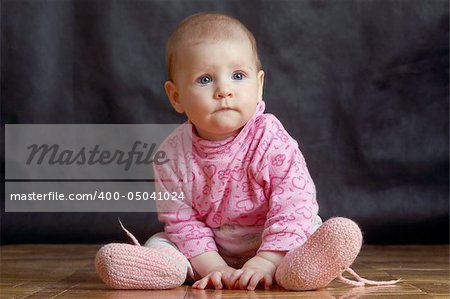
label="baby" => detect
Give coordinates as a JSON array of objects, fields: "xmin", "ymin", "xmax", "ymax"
[{"xmin": 95, "ymin": 12, "xmax": 398, "ymax": 291}]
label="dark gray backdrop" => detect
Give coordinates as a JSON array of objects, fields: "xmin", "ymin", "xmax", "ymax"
[{"xmin": 2, "ymin": 0, "xmax": 449, "ymax": 244}]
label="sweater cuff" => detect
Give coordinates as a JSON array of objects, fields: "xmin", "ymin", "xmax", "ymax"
[{"xmin": 257, "ymin": 231, "xmax": 308, "ymax": 253}]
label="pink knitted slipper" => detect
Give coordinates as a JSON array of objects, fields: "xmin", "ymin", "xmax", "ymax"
[
  {"xmin": 95, "ymin": 243, "xmax": 188, "ymax": 289},
  {"xmin": 95, "ymin": 223, "xmax": 188, "ymax": 289},
  {"xmin": 275, "ymin": 217, "xmax": 399, "ymax": 291}
]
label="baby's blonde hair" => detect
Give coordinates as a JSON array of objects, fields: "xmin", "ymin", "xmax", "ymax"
[{"xmin": 166, "ymin": 12, "xmax": 262, "ymax": 81}]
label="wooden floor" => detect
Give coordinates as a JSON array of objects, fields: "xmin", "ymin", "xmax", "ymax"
[{"xmin": 0, "ymin": 245, "xmax": 448, "ymax": 298}]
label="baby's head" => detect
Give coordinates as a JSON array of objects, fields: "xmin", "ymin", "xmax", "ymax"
[
  {"xmin": 164, "ymin": 12, "xmax": 265, "ymax": 141},
  {"xmin": 166, "ymin": 13, "xmax": 262, "ymax": 82}
]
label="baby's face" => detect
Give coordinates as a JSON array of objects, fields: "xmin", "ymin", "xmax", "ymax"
[{"xmin": 165, "ymin": 38, "xmax": 264, "ymax": 141}]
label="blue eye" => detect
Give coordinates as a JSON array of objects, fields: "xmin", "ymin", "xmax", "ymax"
[
  {"xmin": 232, "ymin": 72, "xmax": 245, "ymax": 80},
  {"xmin": 197, "ymin": 75, "xmax": 212, "ymax": 85}
]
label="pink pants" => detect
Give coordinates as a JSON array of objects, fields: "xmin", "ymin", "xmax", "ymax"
[{"xmin": 145, "ymin": 216, "xmax": 322, "ymax": 280}]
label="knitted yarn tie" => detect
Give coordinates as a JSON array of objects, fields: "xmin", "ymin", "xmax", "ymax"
[
  {"xmin": 275, "ymin": 217, "xmax": 400, "ymax": 291},
  {"xmin": 338, "ymin": 267, "xmax": 400, "ymax": 287},
  {"xmin": 118, "ymin": 219, "xmax": 141, "ymax": 246},
  {"xmin": 95, "ymin": 220, "xmax": 188, "ymax": 289}
]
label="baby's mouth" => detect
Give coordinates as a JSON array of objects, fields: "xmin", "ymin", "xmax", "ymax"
[{"xmin": 215, "ymin": 105, "xmax": 237, "ymax": 112}]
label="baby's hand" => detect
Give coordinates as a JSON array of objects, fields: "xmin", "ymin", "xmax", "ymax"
[
  {"xmin": 229, "ymin": 256, "xmax": 276, "ymax": 290},
  {"xmin": 192, "ymin": 265, "xmax": 237, "ymax": 290}
]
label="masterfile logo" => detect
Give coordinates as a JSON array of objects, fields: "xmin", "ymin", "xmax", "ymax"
[
  {"xmin": 25, "ymin": 141, "xmax": 169, "ymax": 171},
  {"xmin": 5, "ymin": 124, "xmax": 181, "ymax": 180},
  {"xmin": 4, "ymin": 124, "xmax": 193, "ymax": 212}
]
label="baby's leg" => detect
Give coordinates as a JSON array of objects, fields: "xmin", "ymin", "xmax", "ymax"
[
  {"xmin": 95, "ymin": 232, "xmax": 191, "ymax": 289},
  {"xmin": 275, "ymin": 217, "xmax": 362, "ymax": 290}
]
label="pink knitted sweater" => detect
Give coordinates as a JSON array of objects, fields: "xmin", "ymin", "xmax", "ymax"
[{"xmin": 154, "ymin": 101, "xmax": 319, "ymax": 260}]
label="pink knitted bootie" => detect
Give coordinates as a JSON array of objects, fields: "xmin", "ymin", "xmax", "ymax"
[
  {"xmin": 275, "ymin": 217, "xmax": 362, "ymax": 290},
  {"xmin": 95, "ymin": 243, "xmax": 188, "ymax": 289},
  {"xmin": 275, "ymin": 217, "xmax": 399, "ymax": 290}
]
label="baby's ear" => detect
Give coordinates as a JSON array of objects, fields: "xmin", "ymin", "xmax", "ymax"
[
  {"xmin": 164, "ymin": 81, "xmax": 184, "ymax": 113},
  {"xmin": 257, "ymin": 70, "xmax": 265, "ymax": 102}
]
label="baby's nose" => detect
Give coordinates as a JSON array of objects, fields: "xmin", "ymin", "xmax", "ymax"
[{"xmin": 214, "ymin": 82, "xmax": 233, "ymax": 99}]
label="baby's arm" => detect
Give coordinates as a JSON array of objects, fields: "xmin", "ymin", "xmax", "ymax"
[
  {"xmin": 190, "ymin": 251, "xmax": 237, "ymax": 289},
  {"xmin": 229, "ymin": 251, "xmax": 286, "ymax": 290},
  {"xmin": 154, "ymin": 156, "xmax": 233, "ymax": 289},
  {"xmin": 227, "ymin": 116, "xmax": 317, "ymax": 290}
]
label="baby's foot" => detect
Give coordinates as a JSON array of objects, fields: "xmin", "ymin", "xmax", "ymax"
[
  {"xmin": 275, "ymin": 217, "xmax": 362, "ymax": 290},
  {"xmin": 95, "ymin": 243, "xmax": 188, "ymax": 289}
]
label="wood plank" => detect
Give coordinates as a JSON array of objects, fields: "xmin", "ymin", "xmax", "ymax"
[{"xmin": 0, "ymin": 245, "xmax": 448, "ymax": 298}]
